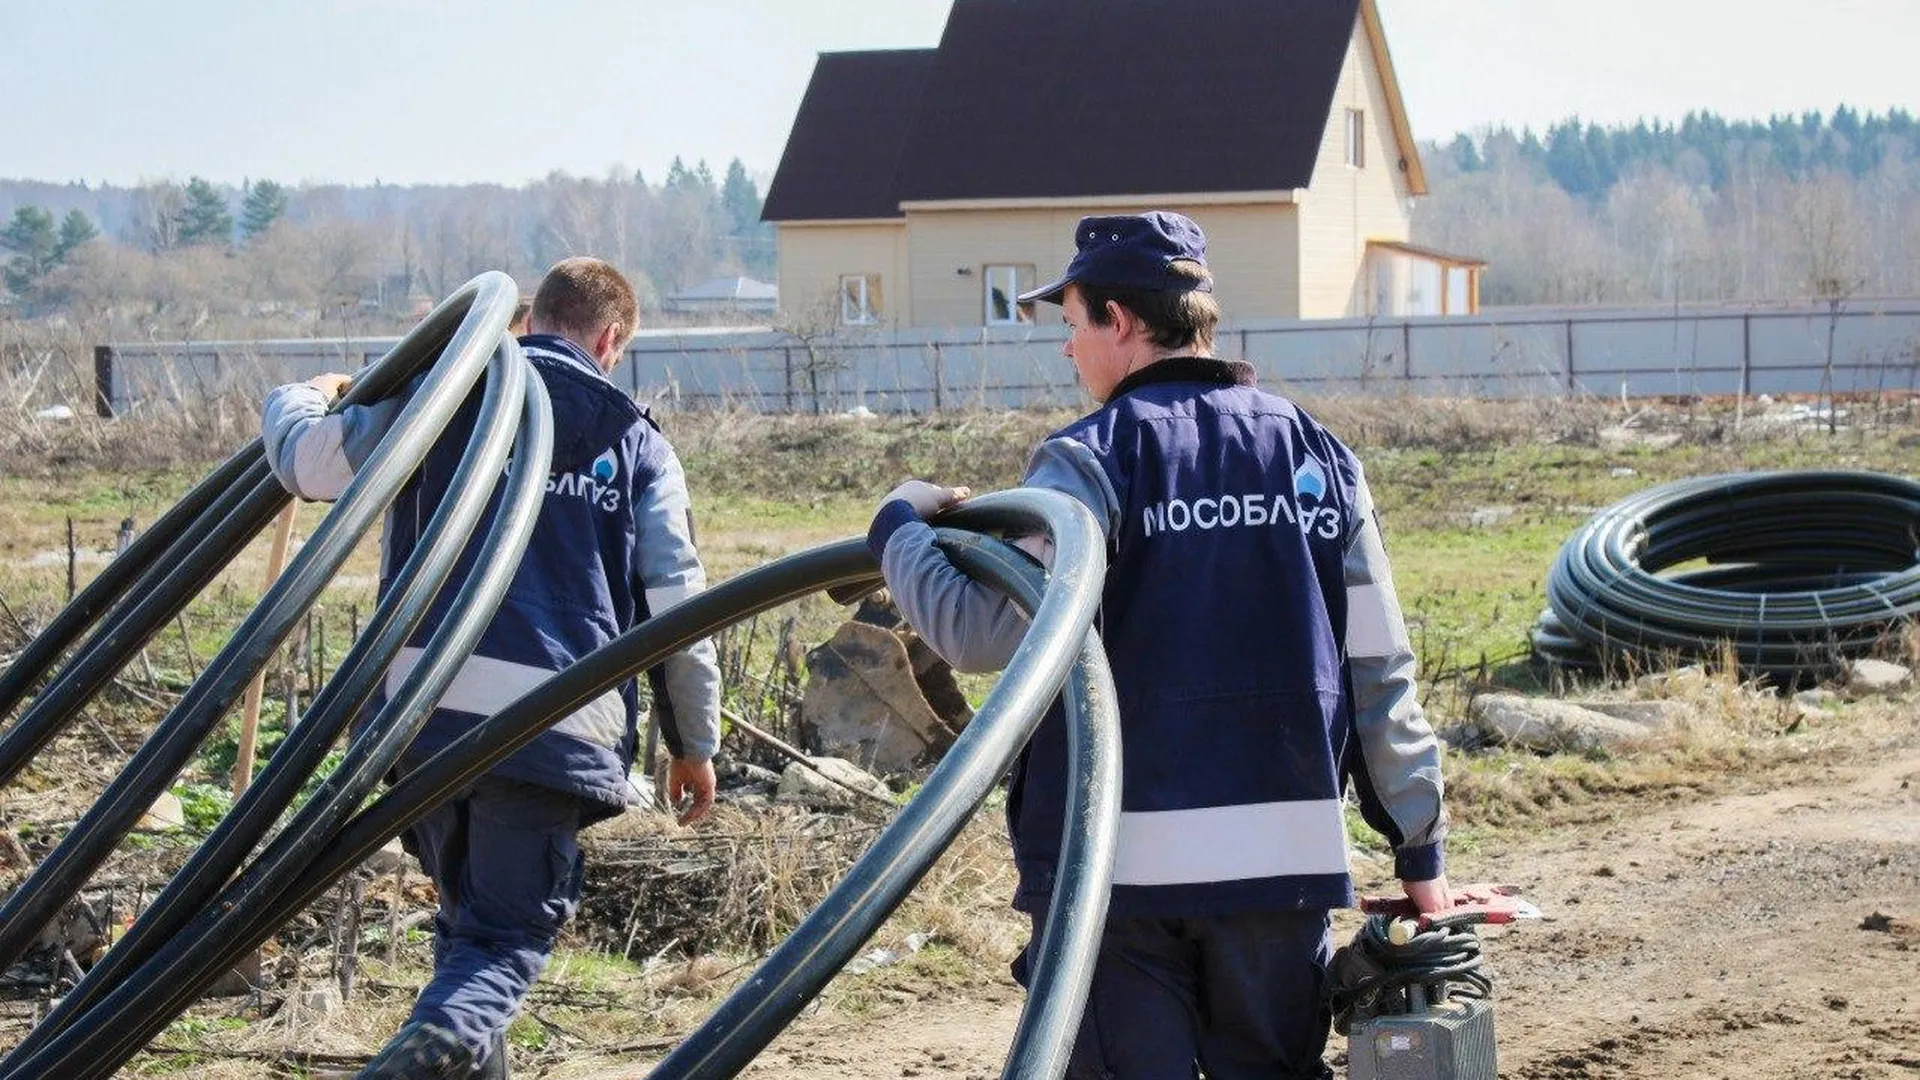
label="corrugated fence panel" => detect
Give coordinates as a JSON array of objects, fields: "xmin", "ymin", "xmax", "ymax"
[
  {"xmin": 1409, "ymin": 320, "xmax": 1569, "ymax": 396},
  {"xmin": 1570, "ymin": 315, "xmax": 1748, "ymax": 397},
  {"xmin": 99, "ymin": 301, "xmax": 1920, "ymax": 415}
]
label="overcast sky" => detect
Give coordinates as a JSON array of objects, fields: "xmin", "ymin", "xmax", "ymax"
[{"xmin": 3, "ymin": 0, "xmax": 1914, "ymax": 189}]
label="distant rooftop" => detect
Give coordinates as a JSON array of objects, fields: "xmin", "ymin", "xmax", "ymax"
[{"xmin": 667, "ymin": 276, "xmax": 779, "ymax": 303}]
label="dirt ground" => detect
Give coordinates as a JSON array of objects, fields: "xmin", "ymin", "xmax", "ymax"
[{"xmin": 619, "ymin": 735, "xmax": 1920, "ymax": 1080}]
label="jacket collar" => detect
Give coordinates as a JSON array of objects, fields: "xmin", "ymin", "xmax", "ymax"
[
  {"xmin": 513, "ymin": 334, "xmax": 647, "ymax": 471},
  {"xmin": 519, "ymin": 333, "xmax": 609, "ymax": 383},
  {"xmin": 1107, "ymin": 355, "xmax": 1256, "ymax": 401}
]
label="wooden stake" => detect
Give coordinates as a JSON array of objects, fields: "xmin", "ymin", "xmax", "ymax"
[
  {"xmin": 173, "ymin": 613, "xmax": 200, "ymax": 681},
  {"xmin": 337, "ymin": 876, "xmax": 364, "ymax": 1000},
  {"xmin": 385, "ymin": 864, "xmax": 403, "ymax": 967},
  {"xmin": 233, "ymin": 503, "xmax": 297, "ymax": 798}
]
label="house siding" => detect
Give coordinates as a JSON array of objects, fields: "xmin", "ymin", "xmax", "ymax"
[
  {"xmin": 902, "ymin": 203, "xmax": 1301, "ymax": 327},
  {"xmin": 1296, "ymin": 19, "xmax": 1415, "ymax": 319},
  {"xmin": 776, "ymin": 223, "xmax": 911, "ymax": 327}
]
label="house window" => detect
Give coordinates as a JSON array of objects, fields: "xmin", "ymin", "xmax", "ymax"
[
  {"xmin": 1345, "ymin": 107, "xmax": 1366, "ymax": 168},
  {"xmin": 983, "ymin": 264, "xmax": 1035, "ymax": 325},
  {"xmin": 839, "ymin": 274, "xmax": 881, "ymax": 325}
]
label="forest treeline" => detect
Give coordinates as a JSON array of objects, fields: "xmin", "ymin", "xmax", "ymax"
[
  {"xmin": 0, "ymin": 157, "xmax": 772, "ymax": 340},
  {"xmin": 1, "ymin": 108, "xmax": 1916, "ymax": 344},
  {"xmin": 1415, "ymin": 108, "xmax": 1919, "ymax": 306}
]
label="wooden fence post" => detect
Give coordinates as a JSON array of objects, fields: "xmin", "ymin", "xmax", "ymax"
[
  {"xmin": 234, "ymin": 503, "xmax": 297, "ymax": 796},
  {"xmin": 93, "ymin": 346, "xmax": 116, "ymax": 418}
]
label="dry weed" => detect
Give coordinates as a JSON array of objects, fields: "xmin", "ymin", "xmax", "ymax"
[
  {"xmin": 1297, "ymin": 393, "xmax": 1612, "ymax": 451},
  {"xmin": 576, "ymin": 803, "xmax": 886, "ymax": 960}
]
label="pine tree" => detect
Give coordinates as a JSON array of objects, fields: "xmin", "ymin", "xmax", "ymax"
[
  {"xmin": 53, "ymin": 210, "xmax": 98, "ymax": 261},
  {"xmin": 239, "ymin": 179, "xmax": 290, "ymax": 240},
  {"xmin": 179, "ymin": 176, "xmax": 234, "ymax": 246},
  {"xmin": 720, "ymin": 158, "xmax": 775, "ymax": 278},
  {"xmin": 0, "ymin": 206, "xmax": 59, "ymax": 296},
  {"xmin": 1446, "ymin": 133, "xmax": 1483, "ymax": 172},
  {"xmin": 664, "ymin": 156, "xmax": 692, "ymax": 191},
  {"xmin": 720, "ymin": 159, "xmax": 761, "ymax": 234},
  {"xmin": 1544, "ymin": 121, "xmax": 1597, "ymax": 198}
]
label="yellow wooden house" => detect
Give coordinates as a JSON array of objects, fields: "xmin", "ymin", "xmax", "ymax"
[{"xmin": 763, "ymin": 0, "xmax": 1483, "ymax": 329}]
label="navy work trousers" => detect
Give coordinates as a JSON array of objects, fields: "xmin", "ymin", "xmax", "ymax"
[
  {"xmin": 1020, "ymin": 909, "xmax": 1335, "ymax": 1080},
  {"xmin": 401, "ymin": 773, "xmax": 586, "ymax": 1066}
]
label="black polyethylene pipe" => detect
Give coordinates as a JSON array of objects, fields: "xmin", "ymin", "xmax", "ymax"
[
  {"xmin": 5, "ymin": 351, "xmax": 552, "ymax": 1076},
  {"xmin": 38, "ymin": 541, "xmax": 885, "ymax": 1077},
  {"xmin": 0, "ymin": 272, "xmax": 491, "ymax": 789},
  {"xmin": 646, "ymin": 491, "xmax": 1110, "ymax": 1080},
  {"xmin": 1537, "ymin": 471, "xmax": 1920, "ymax": 679},
  {"xmin": 0, "ymin": 455, "xmax": 284, "ymax": 789},
  {"xmin": 932, "ymin": 529, "xmax": 1120, "ymax": 1080},
  {"xmin": 0, "ymin": 445, "xmax": 257, "ymax": 728},
  {"xmin": 49, "ymin": 490, "xmax": 1117, "ymax": 1080},
  {"xmin": 0, "ymin": 272, "xmax": 518, "ymax": 971},
  {"xmin": 5, "ymin": 332, "xmax": 543, "ymax": 1064}
]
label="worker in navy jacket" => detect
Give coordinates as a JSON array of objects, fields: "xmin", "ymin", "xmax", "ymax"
[
  {"xmin": 263, "ymin": 258, "xmax": 721, "ymax": 1079},
  {"xmin": 868, "ymin": 213, "xmax": 1451, "ymax": 1080}
]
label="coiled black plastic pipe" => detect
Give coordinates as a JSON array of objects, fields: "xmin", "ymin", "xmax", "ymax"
[
  {"xmin": 0, "ymin": 273, "xmax": 528, "ymax": 975},
  {"xmin": 5, "ymin": 312, "xmax": 553, "ymax": 1062},
  {"xmin": 3, "ymin": 473, "xmax": 1119, "ymax": 1080},
  {"xmin": 1533, "ymin": 471, "xmax": 1920, "ymax": 680}
]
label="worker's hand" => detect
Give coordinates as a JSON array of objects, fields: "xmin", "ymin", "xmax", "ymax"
[
  {"xmin": 881, "ymin": 479, "xmax": 972, "ymax": 519},
  {"xmin": 1402, "ymin": 875, "xmax": 1454, "ymax": 914},
  {"xmin": 306, "ymin": 372, "xmax": 354, "ymax": 402},
  {"xmin": 666, "ymin": 756, "xmax": 717, "ymax": 826}
]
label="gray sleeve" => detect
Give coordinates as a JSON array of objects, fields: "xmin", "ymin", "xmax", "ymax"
[
  {"xmin": 260, "ymin": 383, "xmax": 405, "ymax": 501},
  {"xmin": 881, "ymin": 436, "xmax": 1119, "ymax": 673},
  {"xmin": 631, "ymin": 445, "xmax": 722, "ymax": 762},
  {"xmin": 1343, "ymin": 467, "xmax": 1447, "ymax": 854}
]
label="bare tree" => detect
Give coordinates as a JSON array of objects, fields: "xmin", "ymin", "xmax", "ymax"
[
  {"xmin": 1786, "ymin": 175, "xmax": 1868, "ymax": 432},
  {"xmin": 772, "ymin": 289, "xmax": 855, "ymax": 414}
]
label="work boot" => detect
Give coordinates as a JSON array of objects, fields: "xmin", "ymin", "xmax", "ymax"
[
  {"xmin": 356, "ymin": 1020, "xmax": 474, "ymax": 1079},
  {"xmin": 476, "ymin": 1030, "xmax": 511, "ymax": 1079}
]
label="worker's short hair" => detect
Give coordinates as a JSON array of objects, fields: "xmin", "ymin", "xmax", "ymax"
[
  {"xmin": 532, "ymin": 258, "xmax": 638, "ymax": 348},
  {"xmin": 1079, "ymin": 259, "xmax": 1220, "ymax": 353}
]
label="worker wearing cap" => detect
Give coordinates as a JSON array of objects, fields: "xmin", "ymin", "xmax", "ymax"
[{"xmin": 868, "ymin": 211, "xmax": 1452, "ymax": 1079}]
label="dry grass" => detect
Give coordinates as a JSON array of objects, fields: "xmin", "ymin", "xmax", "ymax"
[
  {"xmin": 0, "ymin": 391, "xmax": 1913, "ymax": 1075},
  {"xmin": 1442, "ymin": 656, "xmax": 1918, "ymax": 841},
  {"xmin": 1294, "ymin": 391, "xmax": 1614, "ymax": 452},
  {"xmin": 577, "ymin": 803, "xmax": 889, "ymax": 960}
]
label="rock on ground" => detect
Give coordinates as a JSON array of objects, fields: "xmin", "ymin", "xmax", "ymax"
[{"xmin": 1464, "ymin": 693, "xmax": 1658, "ymax": 754}]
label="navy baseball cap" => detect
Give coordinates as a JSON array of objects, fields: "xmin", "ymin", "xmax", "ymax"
[{"xmin": 1018, "ymin": 211, "xmax": 1212, "ymax": 306}]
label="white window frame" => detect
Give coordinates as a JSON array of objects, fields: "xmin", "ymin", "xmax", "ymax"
[
  {"xmin": 1345, "ymin": 107, "xmax": 1366, "ymax": 169},
  {"xmin": 839, "ymin": 274, "xmax": 879, "ymax": 325},
  {"xmin": 983, "ymin": 264, "xmax": 1035, "ymax": 326}
]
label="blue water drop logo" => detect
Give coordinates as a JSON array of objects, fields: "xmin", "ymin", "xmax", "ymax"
[
  {"xmin": 1293, "ymin": 460, "xmax": 1327, "ymax": 502},
  {"xmin": 591, "ymin": 449, "xmax": 618, "ymax": 483}
]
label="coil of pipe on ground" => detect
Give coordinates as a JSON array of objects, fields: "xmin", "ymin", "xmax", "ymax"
[{"xmin": 1531, "ymin": 470, "xmax": 1920, "ymax": 682}]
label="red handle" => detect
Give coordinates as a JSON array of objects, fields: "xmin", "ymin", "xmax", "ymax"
[{"xmin": 1357, "ymin": 882, "xmax": 1538, "ymax": 929}]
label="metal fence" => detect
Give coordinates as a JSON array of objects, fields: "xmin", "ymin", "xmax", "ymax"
[{"xmin": 97, "ymin": 298, "xmax": 1920, "ymax": 416}]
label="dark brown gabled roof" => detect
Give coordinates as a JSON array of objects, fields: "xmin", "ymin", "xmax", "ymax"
[
  {"xmin": 765, "ymin": 0, "xmax": 1362, "ymax": 222},
  {"xmin": 761, "ymin": 50, "xmax": 935, "ymax": 222}
]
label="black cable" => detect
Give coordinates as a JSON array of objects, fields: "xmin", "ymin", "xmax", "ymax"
[
  {"xmin": 1327, "ymin": 916, "xmax": 1491, "ymax": 1035},
  {"xmin": 1534, "ymin": 471, "xmax": 1920, "ymax": 681}
]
